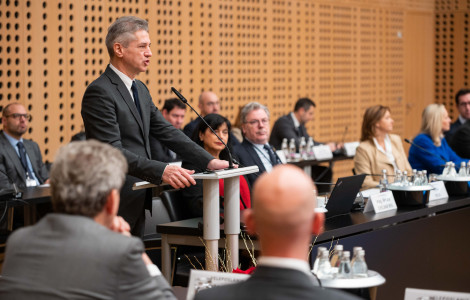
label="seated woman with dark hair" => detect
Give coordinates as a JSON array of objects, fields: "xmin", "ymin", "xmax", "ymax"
[{"xmin": 181, "ymin": 114, "xmax": 251, "ymax": 218}]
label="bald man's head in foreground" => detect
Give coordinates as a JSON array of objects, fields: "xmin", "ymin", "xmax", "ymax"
[{"xmin": 244, "ymin": 165, "xmax": 325, "ymax": 259}]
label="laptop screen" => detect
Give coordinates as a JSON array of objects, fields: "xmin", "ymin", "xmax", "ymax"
[{"xmin": 324, "ymin": 174, "xmax": 366, "ymax": 218}]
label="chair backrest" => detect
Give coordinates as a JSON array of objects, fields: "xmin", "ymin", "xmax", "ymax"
[
  {"xmin": 161, "ymin": 189, "xmax": 187, "ymax": 222},
  {"xmin": 144, "ymin": 196, "xmax": 172, "ymax": 237}
]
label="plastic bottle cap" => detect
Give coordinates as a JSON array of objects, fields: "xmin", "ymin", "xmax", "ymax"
[
  {"xmin": 342, "ymin": 251, "xmax": 350, "ymax": 258},
  {"xmin": 334, "ymin": 245, "xmax": 343, "ymax": 250}
]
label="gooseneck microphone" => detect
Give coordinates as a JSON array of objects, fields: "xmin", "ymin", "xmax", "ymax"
[
  {"xmin": 404, "ymin": 138, "xmax": 447, "ymax": 163},
  {"xmin": 171, "ymin": 87, "xmax": 235, "ymax": 169},
  {"xmin": 0, "ymin": 169, "xmax": 22, "ymax": 199}
]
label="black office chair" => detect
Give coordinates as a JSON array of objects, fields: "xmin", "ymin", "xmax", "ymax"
[{"xmin": 160, "ymin": 190, "xmax": 187, "ymax": 222}]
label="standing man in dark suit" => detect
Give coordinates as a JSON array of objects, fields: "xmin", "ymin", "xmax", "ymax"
[
  {"xmin": 150, "ymin": 98, "xmax": 186, "ymax": 162},
  {"xmin": 194, "ymin": 165, "xmax": 359, "ymax": 300},
  {"xmin": 0, "ymin": 103, "xmax": 49, "ymax": 190},
  {"xmin": 270, "ymin": 97, "xmax": 338, "ymax": 152},
  {"xmin": 0, "ymin": 140, "xmax": 176, "ymax": 300},
  {"xmin": 233, "ymin": 102, "xmax": 281, "ymax": 187},
  {"xmin": 445, "ymin": 88, "xmax": 470, "ymax": 142},
  {"xmin": 81, "ymin": 16, "xmax": 228, "ymax": 236}
]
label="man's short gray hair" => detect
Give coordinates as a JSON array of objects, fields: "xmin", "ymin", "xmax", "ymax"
[
  {"xmin": 105, "ymin": 16, "xmax": 149, "ymax": 58},
  {"xmin": 240, "ymin": 102, "xmax": 270, "ymax": 124},
  {"xmin": 50, "ymin": 140, "xmax": 128, "ymax": 218}
]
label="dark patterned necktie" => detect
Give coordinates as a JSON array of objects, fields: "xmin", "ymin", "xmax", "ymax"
[
  {"xmin": 17, "ymin": 141, "xmax": 32, "ymax": 176},
  {"xmin": 264, "ymin": 144, "xmax": 278, "ymax": 166},
  {"xmin": 131, "ymin": 81, "xmax": 143, "ymax": 118}
]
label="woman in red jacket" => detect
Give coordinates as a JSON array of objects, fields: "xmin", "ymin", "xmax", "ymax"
[{"xmin": 181, "ymin": 114, "xmax": 251, "ymax": 218}]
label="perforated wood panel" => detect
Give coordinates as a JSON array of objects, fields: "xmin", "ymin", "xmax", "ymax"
[
  {"xmin": 0, "ymin": 0, "xmax": 439, "ymax": 181},
  {"xmin": 434, "ymin": 0, "xmax": 470, "ymax": 120}
]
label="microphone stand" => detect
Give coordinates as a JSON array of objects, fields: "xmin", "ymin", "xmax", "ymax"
[{"xmin": 171, "ymin": 87, "xmax": 235, "ymax": 169}]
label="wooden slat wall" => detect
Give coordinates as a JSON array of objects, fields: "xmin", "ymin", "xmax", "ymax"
[{"xmin": 0, "ymin": 0, "xmax": 449, "ymax": 179}]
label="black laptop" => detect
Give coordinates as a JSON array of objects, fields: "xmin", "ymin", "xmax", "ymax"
[{"xmin": 324, "ymin": 174, "xmax": 366, "ymax": 218}]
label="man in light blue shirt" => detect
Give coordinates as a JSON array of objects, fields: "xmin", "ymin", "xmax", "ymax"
[{"xmin": 0, "ymin": 103, "xmax": 49, "ymax": 190}]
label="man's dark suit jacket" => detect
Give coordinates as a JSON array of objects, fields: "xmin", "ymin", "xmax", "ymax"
[
  {"xmin": 150, "ymin": 136, "xmax": 179, "ymax": 163},
  {"xmin": 183, "ymin": 118, "xmax": 200, "ymax": 138},
  {"xmin": 270, "ymin": 114, "xmax": 319, "ymax": 151},
  {"xmin": 445, "ymin": 119, "xmax": 463, "ymax": 142},
  {"xmin": 194, "ymin": 266, "xmax": 361, "ymax": 300},
  {"xmin": 233, "ymin": 139, "xmax": 278, "ymax": 188},
  {"xmin": 449, "ymin": 120, "xmax": 470, "ymax": 158},
  {"xmin": 81, "ymin": 66, "xmax": 212, "ymax": 229},
  {"xmin": 0, "ymin": 214, "xmax": 175, "ymax": 300},
  {"xmin": 0, "ymin": 131, "xmax": 48, "ymax": 190}
]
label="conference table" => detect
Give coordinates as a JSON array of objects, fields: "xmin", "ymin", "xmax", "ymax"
[
  {"xmin": 2, "ymin": 186, "xmax": 51, "ymax": 230},
  {"xmin": 157, "ymin": 195, "xmax": 470, "ymax": 300}
]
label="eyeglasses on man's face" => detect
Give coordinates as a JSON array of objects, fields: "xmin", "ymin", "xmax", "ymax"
[
  {"xmin": 5, "ymin": 113, "xmax": 32, "ymax": 121},
  {"xmin": 245, "ymin": 119, "xmax": 269, "ymax": 126}
]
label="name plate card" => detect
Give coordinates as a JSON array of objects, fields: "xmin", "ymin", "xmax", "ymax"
[
  {"xmin": 363, "ymin": 190, "xmax": 397, "ymax": 213},
  {"xmin": 429, "ymin": 181, "xmax": 449, "ymax": 202},
  {"xmin": 343, "ymin": 141, "xmax": 360, "ymax": 157},
  {"xmin": 312, "ymin": 145, "xmax": 333, "ymax": 161},
  {"xmin": 187, "ymin": 270, "xmax": 249, "ymax": 300}
]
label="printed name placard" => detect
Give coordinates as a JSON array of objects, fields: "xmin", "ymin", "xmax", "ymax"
[
  {"xmin": 312, "ymin": 145, "xmax": 333, "ymax": 161},
  {"xmin": 429, "ymin": 181, "xmax": 449, "ymax": 202},
  {"xmin": 343, "ymin": 141, "xmax": 360, "ymax": 157},
  {"xmin": 187, "ymin": 270, "xmax": 249, "ymax": 300},
  {"xmin": 363, "ymin": 190, "xmax": 397, "ymax": 213},
  {"xmin": 404, "ymin": 288, "xmax": 470, "ymax": 300}
]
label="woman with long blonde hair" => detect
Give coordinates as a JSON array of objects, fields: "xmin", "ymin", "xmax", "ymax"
[{"xmin": 408, "ymin": 104, "xmax": 466, "ymax": 174}]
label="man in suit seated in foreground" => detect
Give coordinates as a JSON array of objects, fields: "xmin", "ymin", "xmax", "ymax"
[
  {"xmin": 0, "ymin": 140, "xmax": 176, "ymax": 300},
  {"xmin": 195, "ymin": 165, "xmax": 360, "ymax": 300}
]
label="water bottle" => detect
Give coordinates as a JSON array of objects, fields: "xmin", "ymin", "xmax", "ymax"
[
  {"xmin": 330, "ymin": 244, "xmax": 343, "ymax": 267},
  {"xmin": 449, "ymin": 162, "xmax": 457, "ymax": 177},
  {"xmin": 289, "ymin": 138, "xmax": 296, "ymax": 161},
  {"xmin": 281, "ymin": 138, "xmax": 289, "ymax": 159},
  {"xmin": 312, "ymin": 246, "xmax": 327, "ymax": 274},
  {"xmin": 422, "ymin": 170, "xmax": 429, "ymax": 185},
  {"xmin": 316, "ymin": 249, "xmax": 333, "ymax": 279},
  {"xmin": 307, "ymin": 137, "xmax": 315, "ymax": 159},
  {"xmin": 299, "ymin": 137, "xmax": 307, "ymax": 160},
  {"xmin": 394, "ymin": 170, "xmax": 402, "ymax": 186},
  {"xmin": 351, "ymin": 246, "xmax": 363, "ymax": 265},
  {"xmin": 458, "ymin": 161, "xmax": 467, "ymax": 177},
  {"xmin": 411, "ymin": 169, "xmax": 417, "ymax": 183},
  {"xmin": 336, "ymin": 251, "xmax": 352, "ymax": 279},
  {"xmin": 380, "ymin": 169, "xmax": 388, "ymax": 192},
  {"xmin": 402, "ymin": 170, "xmax": 410, "ymax": 186},
  {"xmin": 413, "ymin": 171, "xmax": 423, "ymax": 186},
  {"xmin": 351, "ymin": 249, "xmax": 368, "ymax": 278},
  {"xmin": 442, "ymin": 162, "xmax": 450, "ymax": 176}
]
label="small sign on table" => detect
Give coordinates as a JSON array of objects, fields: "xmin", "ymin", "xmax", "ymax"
[{"xmin": 363, "ymin": 190, "xmax": 397, "ymax": 213}]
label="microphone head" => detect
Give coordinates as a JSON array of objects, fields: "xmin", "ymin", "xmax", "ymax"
[
  {"xmin": 171, "ymin": 87, "xmax": 187, "ymax": 103},
  {"xmin": 404, "ymin": 138, "xmax": 412, "ymax": 144}
]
